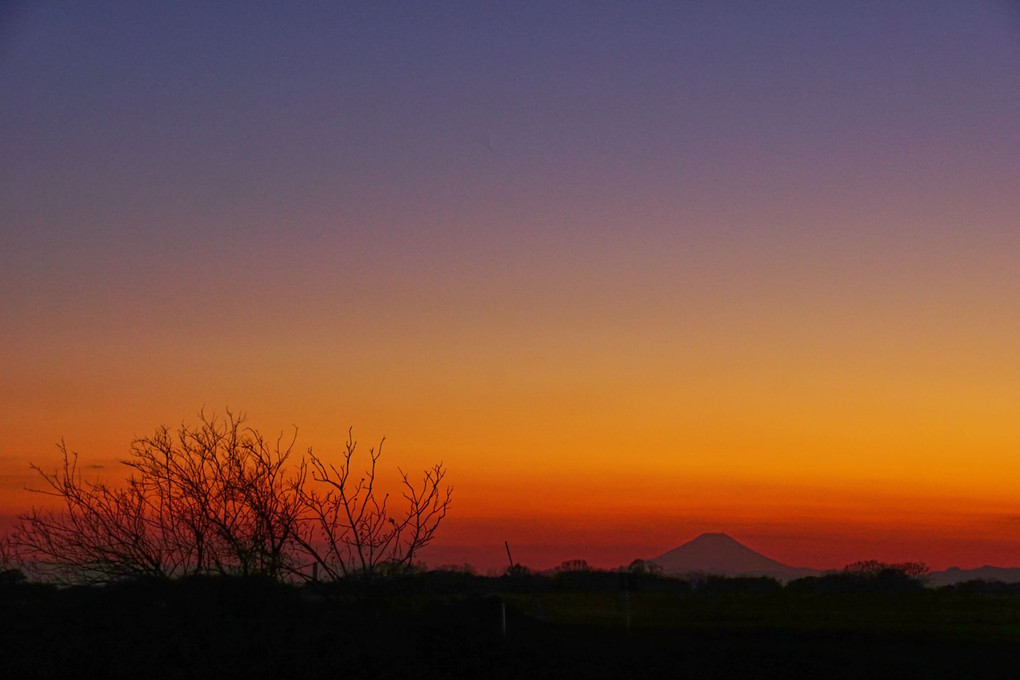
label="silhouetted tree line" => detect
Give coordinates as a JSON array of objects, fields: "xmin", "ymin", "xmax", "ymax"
[
  {"xmin": 327, "ymin": 559, "xmax": 937, "ymax": 597},
  {"xmin": 1, "ymin": 556, "xmax": 1008, "ymax": 602},
  {"xmin": 3, "ymin": 411, "xmax": 450, "ymax": 585},
  {"xmin": 785, "ymin": 560, "xmax": 930, "ymax": 594},
  {"xmin": 6, "ymin": 570, "xmax": 1020, "ymax": 680}
]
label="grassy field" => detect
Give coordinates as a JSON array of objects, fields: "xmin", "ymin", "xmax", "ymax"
[
  {"xmin": 3, "ymin": 573, "xmax": 1019, "ymax": 679},
  {"xmin": 506, "ymin": 589, "xmax": 1020, "ymax": 637}
]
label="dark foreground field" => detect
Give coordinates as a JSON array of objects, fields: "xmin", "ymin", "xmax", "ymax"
[{"xmin": 3, "ymin": 573, "xmax": 1019, "ymax": 679}]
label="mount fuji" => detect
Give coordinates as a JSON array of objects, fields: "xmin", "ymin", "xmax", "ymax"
[{"xmin": 649, "ymin": 533, "xmax": 819, "ymax": 582}]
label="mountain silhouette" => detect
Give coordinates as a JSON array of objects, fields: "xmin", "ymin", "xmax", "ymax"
[
  {"xmin": 928, "ymin": 566, "xmax": 1020, "ymax": 586},
  {"xmin": 649, "ymin": 533, "xmax": 818, "ymax": 582}
]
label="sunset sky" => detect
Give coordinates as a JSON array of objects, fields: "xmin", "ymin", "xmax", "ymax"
[{"xmin": 2, "ymin": 1, "xmax": 1019, "ymax": 571}]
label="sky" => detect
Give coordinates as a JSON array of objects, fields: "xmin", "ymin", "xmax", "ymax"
[{"xmin": 2, "ymin": 1, "xmax": 1019, "ymax": 572}]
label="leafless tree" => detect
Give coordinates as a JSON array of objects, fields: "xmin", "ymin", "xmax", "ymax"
[
  {"xmin": 11, "ymin": 411, "xmax": 451, "ymax": 585},
  {"xmin": 0, "ymin": 532, "xmax": 24, "ymax": 581},
  {"xmin": 121, "ymin": 410, "xmax": 308, "ymax": 579},
  {"xmin": 295, "ymin": 430, "xmax": 451, "ymax": 581},
  {"xmin": 14, "ymin": 411, "xmax": 308, "ymax": 582},
  {"xmin": 14, "ymin": 443, "xmax": 181, "ymax": 583}
]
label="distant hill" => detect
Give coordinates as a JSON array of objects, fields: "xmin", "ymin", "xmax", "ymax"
[
  {"xmin": 649, "ymin": 533, "xmax": 819, "ymax": 582},
  {"xmin": 928, "ymin": 566, "xmax": 1020, "ymax": 587}
]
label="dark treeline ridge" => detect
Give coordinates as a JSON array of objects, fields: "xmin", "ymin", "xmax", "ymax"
[{"xmin": 4, "ymin": 567, "xmax": 1020, "ymax": 680}]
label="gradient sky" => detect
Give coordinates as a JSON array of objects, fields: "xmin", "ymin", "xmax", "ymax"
[{"xmin": 2, "ymin": 1, "xmax": 1019, "ymax": 571}]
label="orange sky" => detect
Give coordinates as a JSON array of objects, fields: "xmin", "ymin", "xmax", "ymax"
[{"xmin": 4, "ymin": 350, "xmax": 1020, "ymax": 572}]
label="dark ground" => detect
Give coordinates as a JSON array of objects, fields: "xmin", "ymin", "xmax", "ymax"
[{"xmin": 2, "ymin": 573, "xmax": 1019, "ymax": 679}]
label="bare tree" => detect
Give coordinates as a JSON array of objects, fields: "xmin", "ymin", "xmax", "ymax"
[
  {"xmin": 14, "ymin": 412, "xmax": 308, "ymax": 582},
  {"xmin": 0, "ymin": 532, "xmax": 25, "ymax": 582},
  {"xmin": 556, "ymin": 559, "xmax": 591, "ymax": 573},
  {"xmin": 295, "ymin": 430, "xmax": 451, "ymax": 581},
  {"xmin": 11, "ymin": 411, "xmax": 451, "ymax": 585},
  {"xmin": 14, "ymin": 443, "xmax": 182, "ymax": 583},
  {"xmin": 121, "ymin": 410, "xmax": 308, "ymax": 579}
]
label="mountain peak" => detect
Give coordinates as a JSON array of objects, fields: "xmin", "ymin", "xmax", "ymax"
[
  {"xmin": 690, "ymin": 532, "xmax": 736, "ymax": 541},
  {"xmin": 649, "ymin": 533, "xmax": 817, "ymax": 582}
]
